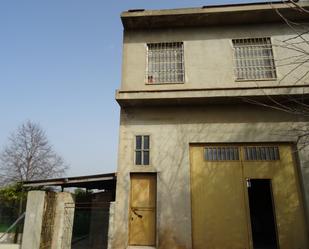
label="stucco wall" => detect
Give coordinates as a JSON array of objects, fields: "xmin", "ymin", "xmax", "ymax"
[
  {"xmin": 121, "ymin": 23, "xmax": 309, "ymax": 91},
  {"xmin": 113, "ymin": 104, "xmax": 309, "ymax": 249}
]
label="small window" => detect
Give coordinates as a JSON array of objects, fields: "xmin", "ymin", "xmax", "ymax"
[
  {"xmin": 204, "ymin": 146, "xmax": 240, "ymax": 161},
  {"xmin": 244, "ymin": 146, "xmax": 280, "ymax": 161},
  {"xmin": 146, "ymin": 42, "xmax": 184, "ymax": 84},
  {"xmin": 135, "ymin": 135, "xmax": 150, "ymax": 165},
  {"xmin": 233, "ymin": 37, "xmax": 276, "ymax": 80}
]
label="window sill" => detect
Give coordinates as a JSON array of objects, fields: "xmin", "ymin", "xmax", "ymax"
[
  {"xmin": 145, "ymin": 82, "xmax": 184, "ymax": 85},
  {"xmin": 235, "ymin": 78, "xmax": 277, "ymax": 82}
]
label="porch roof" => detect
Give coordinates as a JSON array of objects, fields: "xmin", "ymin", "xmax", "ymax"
[{"xmin": 22, "ymin": 172, "xmax": 116, "ymax": 190}]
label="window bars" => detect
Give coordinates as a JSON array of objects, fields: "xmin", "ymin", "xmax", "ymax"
[
  {"xmin": 204, "ymin": 145, "xmax": 280, "ymax": 161},
  {"xmin": 244, "ymin": 146, "xmax": 280, "ymax": 161},
  {"xmin": 146, "ymin": 42, "xmax": 184, "ymax": 84},
  {"xmin": 233, "ymin": 38, "xmax": 276, "ymax": 80},
  {"xmin": 204, "ymin": 146, "xmax": 240, "ymax": 161}
]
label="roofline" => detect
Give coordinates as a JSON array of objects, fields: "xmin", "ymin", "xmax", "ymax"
[
  {"xmin": 201, "ymin": 0, "xmax": 298, "ymax": 9},
  {"xmin": 23, "ymin": 172, "xmax": 117, "ymax": 188},
  {"xmin": 121, "ymin": 1, "xmax": 309, "ymax": 30},
  {"xmin": 124, "ymin": 0, "xmax": 296, "ymax": 14}
]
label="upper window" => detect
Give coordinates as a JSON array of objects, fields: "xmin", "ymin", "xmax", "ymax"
[
  {"xmin": 146, "ymin": 42, "xmax": 184, "ymax": 84},
  {"xmin": 232, "ymin": 37, "xmax": 276, "ymax": 80},
  {"xmin": 135, "ymin": 135, "xmax": 150, "ymax": 165}
]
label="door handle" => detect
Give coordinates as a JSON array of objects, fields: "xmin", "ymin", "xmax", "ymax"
[
  {"xmin": 246, "ymin": 178, "xmax": 251, "ymax": 188},
  {"xmin": 131, "ymin": 208, "xmax": 143, "ymax": 218}
]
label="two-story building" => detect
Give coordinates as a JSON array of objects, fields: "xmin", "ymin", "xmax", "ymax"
[{"xmin": 113, "ymin": 1, "xmax": 309, "ymax": 249}]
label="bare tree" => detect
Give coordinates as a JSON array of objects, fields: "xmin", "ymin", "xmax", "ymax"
[
  {"xmin": 0, "ymin": 121, "xmax": 68, "ymax": 186},
  {"xmin": 243, "ymin": 0, "xmax": 309, "ymax": 149}
]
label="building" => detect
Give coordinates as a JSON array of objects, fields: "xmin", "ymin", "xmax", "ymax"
[{"xmin": 113, "ymin": 1, "xmax": 309, "ymax": 249}]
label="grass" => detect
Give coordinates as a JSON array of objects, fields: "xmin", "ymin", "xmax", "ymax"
[{"xmin": 0, "ymin": 223, "xmax": 18, "ymax": 233}]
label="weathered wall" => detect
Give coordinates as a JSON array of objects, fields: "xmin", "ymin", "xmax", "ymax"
[
  {"xmin": 51, "ymin": 192, "xmax": 74, "ymax": 249},
  {"xmin": 113, "ymin": 104, "xmax": 309, "ymax": 249},
  {"xmin": 121, "ymin": 23, "xmax": 309, "ymax": 91}
]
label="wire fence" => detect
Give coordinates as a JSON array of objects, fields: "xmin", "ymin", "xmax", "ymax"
[
  {"xmin": 0, "ymin": 202, "xmax": 25, "ymax": 244},
  {"xmin": 63, "ymin": 202, "xmax": 111, "ymax": 249}
]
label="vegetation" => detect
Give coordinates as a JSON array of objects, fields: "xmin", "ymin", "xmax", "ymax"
[
  {"xmin": 0, "ymin": 121, "xmax": 68, "ymax": 186},
  {"xmin": 0, "ymin": 183, "xmax": 26, "ymax": 232}
]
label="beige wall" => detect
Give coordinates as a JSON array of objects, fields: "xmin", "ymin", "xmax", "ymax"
[
  {"xmin": 115, "ymin": 9, "xmax": 309, "ymax": 249},
  {"xmin": 113, "ymin": 105, "xmax": 309, "ymax": 249},
  {"xmin": 120, "ymin": 23, "xmax": 309, "ymax": 91}
]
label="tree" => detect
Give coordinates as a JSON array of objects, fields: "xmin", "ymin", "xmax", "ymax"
[
  {"xmin": 0, "ymin": 121, "xmax": 68, "ymax": 186},
  {"xmin": 243, "ymin": 0, "xmax": 309, "ymax": 150}
]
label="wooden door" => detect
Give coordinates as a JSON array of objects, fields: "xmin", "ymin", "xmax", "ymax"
[{"xmin": 129, "ymin": 173, "xmax": 156, "ymax": 246}]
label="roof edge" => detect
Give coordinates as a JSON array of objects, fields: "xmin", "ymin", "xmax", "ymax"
[{"xmin": 121, "ymin": 1, "xmax": 309, "ymax": 30}]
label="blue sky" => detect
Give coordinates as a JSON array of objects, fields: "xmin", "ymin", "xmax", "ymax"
[{"xmin": 0, "ymin": 0, "xmax": 265, "ymax": 177}]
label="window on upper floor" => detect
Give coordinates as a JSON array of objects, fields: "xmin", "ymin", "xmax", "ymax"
[
  {"xmin": 135, "ymin": 135, "xmax": 150, "ymax": 165},
  {"xmin": 232, "ymin": 37, "xmax": 276, "ymax": 81},
  {"xmin": 146, "ymin": 42, "xmax": 184, "ymax": 84}
]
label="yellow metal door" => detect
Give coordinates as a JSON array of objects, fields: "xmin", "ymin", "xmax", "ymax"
[
  {"xmin": 242, "ymin": 144, "xmax": 308, "ymax": 249},
  {"xmin": 129, "ymin": 173, "xmax": 156, "ymax": 246},
  {"xmin": 190, "ymin": 145, "xmax": 250, "ymax": 249},
  {"xmin": 190, "ymin": 144, "xmax": 308, "ymax": 249}
]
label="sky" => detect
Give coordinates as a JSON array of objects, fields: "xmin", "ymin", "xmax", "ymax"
[{"xmin": 0, "ymin": 0, "xmax": 266, "ymax": 177}]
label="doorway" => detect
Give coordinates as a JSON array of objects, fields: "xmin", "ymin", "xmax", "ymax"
[{"xmin": 247, "ymin": 179, "xmax": 278, "ymax": 249}]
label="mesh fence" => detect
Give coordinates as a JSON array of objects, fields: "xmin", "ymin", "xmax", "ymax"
[
  {"xmin": 0, "ymin": 200, "xmax": 25, "ymax": 244},
  {"xmin": 63, "ymin": 202, "xmax": 110, "ymax": 249}
]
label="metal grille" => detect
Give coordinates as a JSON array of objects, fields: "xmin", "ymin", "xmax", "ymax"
[
  {"xmin": 146, "ymin": 42, "xmax": 184, "ymax": 84},
  {"xmin": 233, "ymin": 38, "xmax": 276, "ymax": 80},
  {"xmin": 62, "ymin": 203, "xmax": 75, "ymax": 249},
  {"xmin": 244, "ymin": 146, "xmax": 280, "ymax": 161},
  {"xmin": 204, "ymin": 146, "xmax": 240, "ymax": 161}
]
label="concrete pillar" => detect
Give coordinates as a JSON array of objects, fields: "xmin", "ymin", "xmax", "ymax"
[
  {"xmin": 21, "ymin": 191, "xmax": 46, "ymax": 249},
  {"xmin": 50, "ymin": 192, "xmax": 74, "ymax": 249},
  {"xmin": 21, "ymin": 191, "xmax": 75, "ymax": 249},
  {"xmin": 107, "ymin": 202, "xmax": 115, "ymax": 249}
]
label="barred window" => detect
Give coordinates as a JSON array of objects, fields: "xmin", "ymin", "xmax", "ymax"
[
  {"xmin": 135, "ymin": 135, "xmax": 150, "ymax": 165},
  {"xmin": 146, "ymin": 42, "xmax": 184, "ymax": 84},
  {"xmin": 233, "ymin": 38, "xmax": 276, "ymax": 80},
  {"xmin": 244, "ymin": 146, "xmax": 280, "ymax": 161},
  {"xmin": 204, "ymin": 146, "xmax": 240, "ymax": 161}
]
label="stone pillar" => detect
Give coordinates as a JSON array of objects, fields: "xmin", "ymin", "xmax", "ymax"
[
  {"xmin": 50, "ymin": 192, "xmax": 74, "ymax": 249},
  {"xmin": 21, "ymin": 191, "xmax": 46, "ymax": 249}
]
